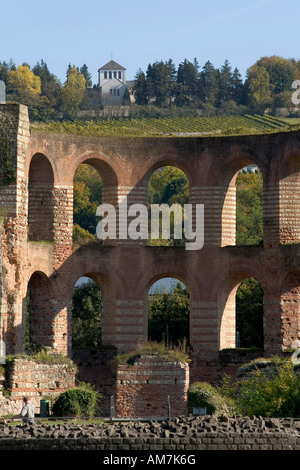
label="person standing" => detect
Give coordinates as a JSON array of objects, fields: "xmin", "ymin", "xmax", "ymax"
[{"xmin": 12, "ymin": 396, "xmax": 35, "ymax": 425}]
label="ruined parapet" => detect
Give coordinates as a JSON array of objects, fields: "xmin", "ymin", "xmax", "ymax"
[
  {"xmin": 0, "ymin": 104, "xmax": 31, "ymax": 355},
  {"xmin": 115, "ymin": 354, "xmax": 189, "ymax": 419}
]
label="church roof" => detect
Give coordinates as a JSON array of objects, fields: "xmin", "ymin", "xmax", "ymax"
[{"xmin": 98, "ymin": 60, "xmax": 126, "ymax": 71}]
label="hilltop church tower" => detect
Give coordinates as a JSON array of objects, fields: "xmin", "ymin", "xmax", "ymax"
[{"xmin": 98, "ymin": 60, "xmax": 128, "ymax": 105}]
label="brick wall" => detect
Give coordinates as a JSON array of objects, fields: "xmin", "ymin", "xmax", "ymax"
[
  {"xmin": 0, "ymin": 357, "xmax": 76, "ymax": 415},
  {"xmin": 115, "ymin": 355, "xmax": 189, "ymax": 418}
]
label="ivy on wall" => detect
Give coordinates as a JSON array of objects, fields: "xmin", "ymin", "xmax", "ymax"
[{"xmin": 0, "ymin": 113, "xmax": 16, "ymax": 186}]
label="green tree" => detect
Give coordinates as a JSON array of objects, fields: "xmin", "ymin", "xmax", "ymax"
[
  {"xmin": 231, "ymin": 67, "xmax": 244, "ymax": 104},
  {"xmin": 32, "ymin": 59, "xmax": 62, "ymax": 119},
  {"xmin": 80, "ymin": 64, "xmax": 92, "ymax": 89},
  {"xmin": 199, "ymin": 60, "xmax": 220, "ymax": 106},
  {"xmin": 256, "ymin": 56, "xmax": 298, "ymax": 95},
  {"xmin": 73, "ymin": 164, "xmax": 102, "ymax": 240},
  {"xmin": 246, "ymin": 64, "xmax": 271, "ymax": 109},
  {"xmin": 133, "ymin": 69, "xmax": 148, "ymax": 105},
  {"xmin": 61, "ymin": 66, "xmax": 86, "ymax": 119},
  {"xmin": 236, "ymin": 169, "xmax": 263, "ymax": 245},
  {"xmin": 218, "ymin": 59, "xmax": 233, "ymax": 104},
  {"xmin": 176, "ymin": 59, "xmax": 199, "ymax": 106},
  {"xmin": 72, "ymin": 279, "xmax": 102, "ymax": 348},
  {"xmin": 146, "ymin": 61, "xmax": 171, "ymax": 107},
  {"xmin": 236, "ymin": 278, "xmax": 264, "ymax": 349}
]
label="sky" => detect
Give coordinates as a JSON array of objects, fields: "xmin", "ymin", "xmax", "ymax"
[{"xmin": 1, "ymin": 0, "xmax": 300, "ymax": 85}]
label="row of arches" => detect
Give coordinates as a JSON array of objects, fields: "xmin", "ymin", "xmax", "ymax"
[
  {"xmin": 28, "ymin": 153, "xmax": 264, "ymax": 247},
  {"xmin": 25, "ymin": 270, "xmax": 264, "ymax": 353}
]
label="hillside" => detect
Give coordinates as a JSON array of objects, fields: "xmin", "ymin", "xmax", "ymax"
[{"xmin": 31, "ymin": 114, "xmax": 300, "ymax": 138}]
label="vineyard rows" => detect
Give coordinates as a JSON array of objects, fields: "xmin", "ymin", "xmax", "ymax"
[{"xmin": 36, "ymin": 114, "xmax": 297, "ymax": 137}]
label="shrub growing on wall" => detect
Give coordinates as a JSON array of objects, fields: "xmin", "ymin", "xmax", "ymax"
[
  {"xmin": 187, "ymin": 382, "xmax": 224, "ymax": 415},
  {"xmin": 233, "ymin": 357, "xmax": 300, "ymax": 417},
  {"xmin": 52, "ymin": 383, "xmax": 101, "ymax": 418}
]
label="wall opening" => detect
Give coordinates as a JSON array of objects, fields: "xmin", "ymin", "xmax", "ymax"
[
  {"xmin": 148, "ymin": 276, "xmax": 190, "ymax": 348},
  {"xmin": 28, "ymin": 153, "xmax": 54, "ymax": 242},
  {"xmin": 222, "ymin": 162, "xmax": 263, "ymax": 246},
  {"xmin": 26, "ymin": 271, "xmax": 54, "ymax": 351},
  {"xmin": 72, "ymin": 276, "xmax": 102, "ymax": 349},
  {"xmin": 73, "ymin": 162, "xmax": 102, "ymax": 244},
  {"xmin": 219, "ymin": 275, "xmax": 264, "ymax": 350},
  {"xmin": 148, "ymin": 166, "xmax": 189, "ymax": 247}
]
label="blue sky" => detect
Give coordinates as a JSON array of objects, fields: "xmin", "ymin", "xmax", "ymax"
[{"xmin": 1, "ymin": 0, "xmax": 300, "ymax": 84}]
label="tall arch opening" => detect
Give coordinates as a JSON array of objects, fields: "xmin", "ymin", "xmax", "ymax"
[
  {"xmin": 148, "ymin": 276, "xmax": 190, "ymax": 348},
  {"xmin": 73, "ymin": 162, "xmax": 102, "ymax": 244},
  {"xmin": 26, "ymin": 271, "xmax": 54, "ymax": 351},
  {"xmin": 147, "ymin": 166, "xmax": 189, "ymax": 247},
  {"xmin": 222, "ymin": 161, "xmax": 263, "ymax": 246},
  {"xmin": 28, "ymin": 153, "xmax": 54, "ymax": 241},
  {"xmin": 72, "ymin": 276, "xmax": 102, "ymax": 349},
  {"xmin": 72, "ymin": 272, "xmax": 116, "ymax": 349},
  {"xmin": 219, "ymin": 275, "xmax": 264, "ymax": 350}
]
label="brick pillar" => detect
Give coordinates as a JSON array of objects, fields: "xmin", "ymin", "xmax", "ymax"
[
  {"xmin": 189, "ymin": 185, "xmax": 235, "ymax": 247},
  {"xmin": 108, "ymin": 299, "xmax": 145, "ymax": 351},
  {"xmin": 0, "ymin": 104, "xmax": 30, "ymax": 354},
  {"xmin": 279, "ymin": 180, "xmax": 300, "ymax": 244},
  {"xmin": 263, "ymin": 182, "xmax": 280, "ymax": 247},
  {"xmin": 117, "ymin": 185, "xmax": 148, "ymax": 246},
  {"xmin": 190, "ymin": 301, "xmax": 219, "ymax": 352},
  {"xmin": 263, "ymin": 294, "xmax": 283, "ymax": 354}
]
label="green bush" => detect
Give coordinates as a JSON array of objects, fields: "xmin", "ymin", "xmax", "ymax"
[
  {"xmin": 52, "ymin": 383, "xmax": 101, "ymax": 418},
  {"xmin": 234, "ymin": 358, "xmax": 300, "ymax": 417},
  {"xmin": 187, "ymin": 382, "xmax": 224, "ymax": 415}
]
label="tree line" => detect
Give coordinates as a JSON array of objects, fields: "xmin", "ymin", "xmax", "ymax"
[
  {"xmin": 134, "ymin": 55, "xmax": 300, "ymax": 115},
  {"xmin": 0, "ymin": 55, "xmax": 299, "ymax": 121}
]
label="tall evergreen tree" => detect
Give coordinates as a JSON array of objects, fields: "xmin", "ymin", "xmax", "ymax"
[
  {"xmin": 231, "ymin": 67, "xmax": 244, "ymax": 104},
  {"xmin": 134, "ymin": 68, "xmax": 148, "ymax": 105},
  {"xmin": 219, "ymin": 59, "xmax": 233, "ymax": 104},
  {"xmin": 176, "ymin": 59, "xmax": 199, "ymax": 106},
  {"xmin": 199, "ymin": 60, "xmax": 220, "ymax": 105},
  {"xmin": 80, "ymin": 64, "xmax": 92, "ymax": 88}
]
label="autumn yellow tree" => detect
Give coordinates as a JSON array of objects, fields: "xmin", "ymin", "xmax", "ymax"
[
  {"xmin": 61, "ymin": 66, "xmax": 86, "ymax": 119},
  {"xmin": 7, "ymin": 65, "xmax": 41, "ymax": 95}
]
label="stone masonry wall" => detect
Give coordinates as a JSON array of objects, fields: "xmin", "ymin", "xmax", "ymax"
[
  {"xmin": 0, "ymin": 358, "xmax": 76, "ymax": 415},
  {"xmin": 1, "ymin": 415, "xmax": 300, "ymax": 451},
  {"xmin": 115, "ymin": 355, "xmax": 189, "ymax": 419}
]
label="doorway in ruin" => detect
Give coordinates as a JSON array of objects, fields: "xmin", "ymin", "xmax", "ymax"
[
  {"xmin": 219, "ymin": 275, "xmax": 264, "ymax": 350},
  {"xmin": 26, "ymin": 271, "xmax": 54, "ymax": 351},
  {"xmin": 147, "ymin": 276, "xmax": 190, "ymax": 349},
  {"xmin": 72, "ymin": 276, "xmax": 102, "ymax": 349},
  {"xmin": 222, "ymin": 161, "xmax": 263, "ymax": 247}
]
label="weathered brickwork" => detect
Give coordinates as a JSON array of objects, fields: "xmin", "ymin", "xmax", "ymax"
[
  {"xmin": 1, "ymin": 102, "xmax": 300, "ymax": 396},
  {"xmin": 115, "ymin": 355, "xmax": 189, "ymax": 418}
]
